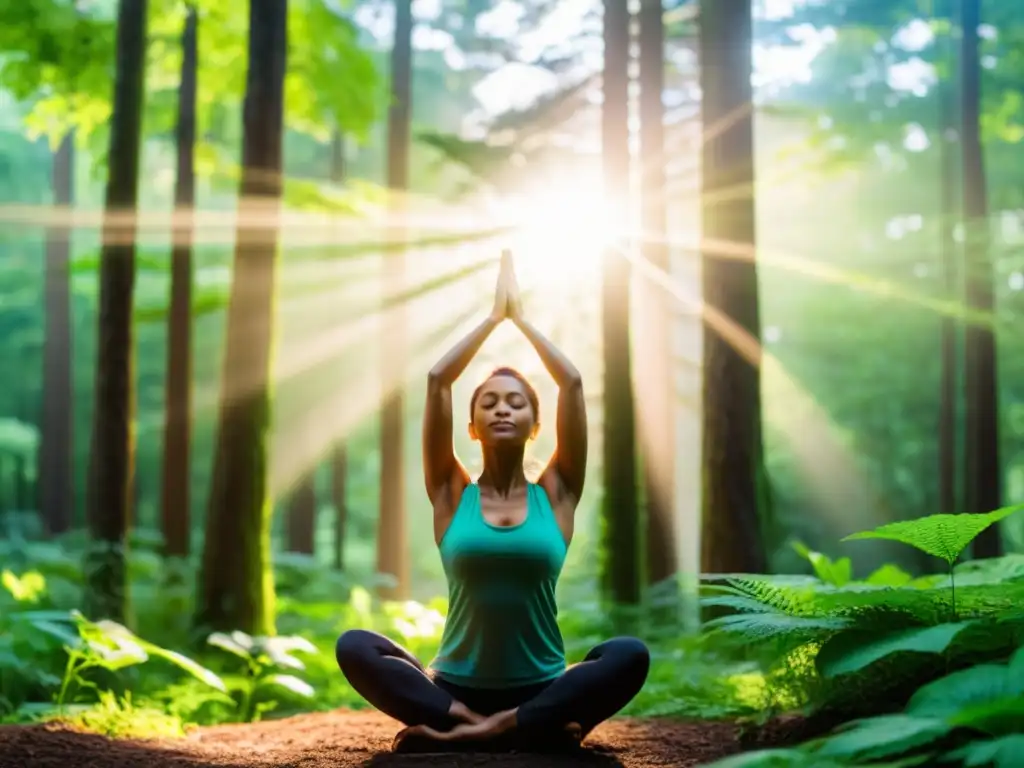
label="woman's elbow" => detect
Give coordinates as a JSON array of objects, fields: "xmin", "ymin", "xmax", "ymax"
[
  {"xmin": 427, "ymin": 370, "xmax": 449, "ymax": 392},
  {"xmin": 561, "ymin": 371, "xmax": 583, "ymax": 390}
]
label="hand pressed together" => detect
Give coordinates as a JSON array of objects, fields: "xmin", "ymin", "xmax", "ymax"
[{"xmin": 489, "ymin": 249, "xmax": 525, "ymax": 324}]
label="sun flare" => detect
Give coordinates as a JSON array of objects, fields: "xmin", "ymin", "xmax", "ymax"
[{"xmin": 499, "ymin": 181, "xmax": 613, "ymax": 291}]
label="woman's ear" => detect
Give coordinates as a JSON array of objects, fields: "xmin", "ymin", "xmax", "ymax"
[
  {"xmin": 468, "ymin": 421, "xmax": 479, "ymax": 441},
  {"xmin": 529, "ymin": 422, "xmax": 540, "ymax": 441}
]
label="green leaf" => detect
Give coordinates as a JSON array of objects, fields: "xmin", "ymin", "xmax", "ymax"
[
  {"xmin": 700, "ymin": 749, "xmax": 838, "ymax": 767},
  {"xmin": 948, "ymin": 697, "xmax": 1024, "ymax": 737},
  {"xmin": 792, "ymin": 541, "xmax": 853, "ymax": 587},
  {"xmin": 704, "ymin": 612, "xmax": 852, "ymax": 643},
  {"xmin": 864, "ymin": 563, "xmax": 916, "ymax": 587},
  {"xmin": 138, "ymin": 642, "xmax": 227, "ymax": 692},
  {"xmin": 813, "ymin": 715, "xmax": 950, "ymax": 761},
  {"xmin": 700, "ymin": 595, "xmax": 778, "ymax": 613},
  {"xmin": 842, "ymin": 506, "xmax": 1024, "ymax": 565},
  {"xmin": 947, "ymin": 735, "xmax": 1024, "ymax": 768},
  {"xmin": 907, "ymin": 658, "xmax": 1024, "ymax": 728},
  {"xmin": 816, "ymin": 622, "xmax": 975, "ymax": 679},
  {"xmin": 263, "ymin": 673, "xmax": 314, "ymax": 698},
  {"xmin": 29, "ymin": 619, "xmax": 83, "ymax": 649},
  {"xmin": 252, "ymin": 635, "xmax": 317, "ymax": 671},
  {"xmin": 207, "ymin": 632, "xmax": 252, "ymax": 660},
  {"xmin": 1, "ymin": 569, "xmax": 46, "ymax": 603}
]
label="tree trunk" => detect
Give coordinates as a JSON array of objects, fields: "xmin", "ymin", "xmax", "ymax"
[
  {"xmin": 86, "ymin": 0, "xmax": 149, "ymax": 623},
  {"xmin": 698, "ymin": 0, "xmax": 768, "ymax": 574},
  {"xmin": 39, "ymin": 132, "xmax": 75, "ymax": 538},
  {"xmin": 285, "ymin": 473, "xmax": 317, "ymax": 554},
  {"xmin": 160, "ymin": 3, "xmax": 198, "ymax": 560},
  {"xmin": 959, "ymin": 0, "xmax": 1002, "ymax": 557},
  {"xmin": 330, "ymin": 127, "xmax": 349, "ymax": 573},
  {"xmin": 938, "ymin": 24, "xmax": 959, "ymax": 520},
  {"xmin": 637, "ymin": 0, "xmax": 677, "ymax": 592},
  {"xmin": 377, "ymin": 0, "xmax": 412, "ymax": 601},
  {"xmin": 600, "ymin": 0, "xmax": 641, "ymax": 606},
  {"xmin": 195, "ymin": 0, "xmax": 287, "ymax": 635},
  {"xmin": 14, "ymin": 455, "xmax": 28, "ymax": 511},
  {"xmin": 330, "ymin": 129, "xmax": 346, "ymax": 184},
  {"xmin": 332, "ymin": 443, "xmax": 347, "ymax": 570}
]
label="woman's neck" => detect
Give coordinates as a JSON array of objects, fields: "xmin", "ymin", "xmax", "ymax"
[{"xmin": 478, "ymin": 445, "xmax": 528, "ymax": 498}]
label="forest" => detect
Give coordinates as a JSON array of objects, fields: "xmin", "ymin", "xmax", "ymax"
[{"xmin": 1, "ymin": 0, "xmax": 1023, "ymax": 765}]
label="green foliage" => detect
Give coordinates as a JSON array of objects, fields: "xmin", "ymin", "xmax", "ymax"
[
  {"xmin": 792, "ymin": 541, "xmax": 852, "ymax": 587},
  {"xmin": 206, "ymin": 630, "xmax": 316, "ymax": 722},
  {"xmin": 843, "ymin": 507, "xmax": 1024, "ymax": 566},
  {"xmin": 703, "ymin": 514, "xmax": 1024, "ymax": 767},
  {"xmin": 0, "ymin": 0, "xmax": 115, "ymax": 145}
]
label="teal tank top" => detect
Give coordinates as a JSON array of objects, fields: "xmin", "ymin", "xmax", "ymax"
[{"xmin": 430, "ymin": 483, "xmax": 568, "ymax": 688}]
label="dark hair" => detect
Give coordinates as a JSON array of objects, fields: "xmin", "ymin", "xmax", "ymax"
[{"xmin": 470, "ymin": 366, "xmax": 540, "ymax": 422}]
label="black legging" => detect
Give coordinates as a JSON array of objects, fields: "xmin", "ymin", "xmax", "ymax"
[{"xmin": 336, "ymin": 629, "xmax": 650, "ymax": 738}]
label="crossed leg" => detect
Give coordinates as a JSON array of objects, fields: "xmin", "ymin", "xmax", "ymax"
[
  {"xmin": 335, "ymin": 629, "xmax": 463, "ymax": 732},
  {"xmin": 336, "ymin": 630, "xmax": 650, "ymax": 746}
]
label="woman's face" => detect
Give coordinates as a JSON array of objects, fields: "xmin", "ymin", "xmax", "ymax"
[{"xmin": 470, "ymin": 375, "xmax": 538, "ymax": 446}]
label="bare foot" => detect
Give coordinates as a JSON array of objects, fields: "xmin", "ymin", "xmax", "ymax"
[
  {"xmin": 448, "ymin": 700, "xmax": 484, "ymax": 724},
  {"xmin": 564, "ymin": 721, "xmax": 582, "ymax": 742},
  {"xmin": 394, "ymin": 709, "xmax": 517, "ymax": 750}
]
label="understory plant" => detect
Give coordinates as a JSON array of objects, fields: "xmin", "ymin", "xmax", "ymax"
[
  {"xmin": 206, "ymin": 630, "xmax": 317, "ymax": 722},
  {"xmin": 700, "ymin": 505, "xmax": 1024, "ymax": 767}
]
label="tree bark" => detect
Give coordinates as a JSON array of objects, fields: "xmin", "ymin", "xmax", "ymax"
[
  {"xmin": 330, "ymin": 127, "xmax": 349, "ymax": 573},
  {"xmin": 330, "ymin": 130, "xmax": 346, "ymax": 184},
  {"xmin": 938, "ymin": 12, "xmax": 959, "ymax": 520},
  {"xmin": 698, "ymin": 0, "xmax": 768, "ymax": 574},
  {"xmin": 39, "ymin": 133, "xmax": 76, "ymax": 537},
  {"xmin": 332, "ymin": 443, "xmax": 347, "ymax": 570},
  {"xmin": 285, "ymin": 473, "xmax": 317, "ymax": 554},
  {"xmin": 637, "ymin": 0, "xmax": 678, "ymax": 591},
  {"xmin": 959, "ymin": 0, "xmax": 1002, "ymax": 558},
  {"xmin": 160, "ymin": 3, "xmax": 198, "ymax": 560},
  {"xmin": 86, "ymin": 0, "xmax": 149, "ymax": 623},
  {"xmin": 377, "ymin": 0, "xmax": 412, "ymax": 600},
  {"xmin": 600, "ymin": 0, "xmax": 641, "ymax": 606},
  {"xmin": 195, "ymin": 0, "xmax": 287, "ymax": 635}
]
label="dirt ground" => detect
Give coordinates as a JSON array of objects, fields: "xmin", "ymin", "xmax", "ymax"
[{"xmin": 0, "ymin": 710, "xmax": 746, "ymax": 768}]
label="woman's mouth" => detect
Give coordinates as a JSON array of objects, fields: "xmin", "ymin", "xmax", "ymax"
[{"xmin": 490, "ymin": 421, "xmax": 515, "ymax": 432}]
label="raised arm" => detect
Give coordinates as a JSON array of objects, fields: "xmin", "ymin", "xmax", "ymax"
[
  {"xmin": 423, "ymin": 263, "xmax": 507, "ymax": 506},
  {"xmin": 506, "ymin": 261, "xmax": 587, "ymax": 504}
]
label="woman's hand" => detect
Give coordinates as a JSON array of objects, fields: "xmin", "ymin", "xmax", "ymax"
[
  {"xmin": 392, "ymin": 709, "xmax": 518, "ymax": 750},
  {"xmin": 490, "ymin": 252, "xmax": 510, "ymax": 323},
  {"xmin": 503, "ymin": 250, "xmax": 524, "ymax": 324}
]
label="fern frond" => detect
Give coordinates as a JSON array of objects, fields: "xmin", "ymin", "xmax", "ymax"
[
  {"xmin": 705, "ymin": 612, "xmax": 853, "ymax": 643},
  {"xmin": 701, "ymin": 595, "xmax": 778, "ymax": 613}
]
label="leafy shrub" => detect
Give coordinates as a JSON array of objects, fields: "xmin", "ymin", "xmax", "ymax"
[{"xmin": 702, "ymin": 506, "xmax": 1024, "ymax": 767}]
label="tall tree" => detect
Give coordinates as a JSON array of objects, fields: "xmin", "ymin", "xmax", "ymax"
[
  {"xmin": 637, "ymin": 0, "xmax": 677, "ymax": 590},
  {"xmin": 330, "ymin": 127, "xmax": 349, "ymax": 572},
  {"xmin": 377, "ymin": 0, "xmax": 412, "ymax": 600},
  {"xmin": 39, "ymin": 132, "xmax": 75, "ymax": 537},
  {"xmin": 160, "ymin": 2, "xmax": 198, "ymax": 560},
  {"xmin": 284, "ymin": 475, "xmax": 317, "ymax": 554},
  {"xmin": 332, "ymin": 442, "xmax": 348, "ymax": 570},
  {"xmin": 959, "ymin": 0, "xmax": 1002, "ymax": 557},
  {"xmin": 600, "ymin": 0, "xmax": 641, "ymax": 605},
  {"xmin": 698, "ymin": 0, "xmax": 768, "ymax": 574},
  {"xmin": 85, "ymin": 0, "xmax": 149, "ymax": 623},
  {"xmin": 196, "ymin": 0, "xmax": 288, "ymax": 634},
  {"xmin": 937, "ymin": 0, "xmax": 961, "ymax": 520}
]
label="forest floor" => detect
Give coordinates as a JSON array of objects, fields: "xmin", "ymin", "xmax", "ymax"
[{"xmin": 0, "ymin": 709, "xmax": 748, "ymax": 768}]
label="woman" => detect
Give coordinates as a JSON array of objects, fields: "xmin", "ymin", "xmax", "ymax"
[{"xmin": 335, "ymin": 252, "xmax": 650, "ymax": 751}]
